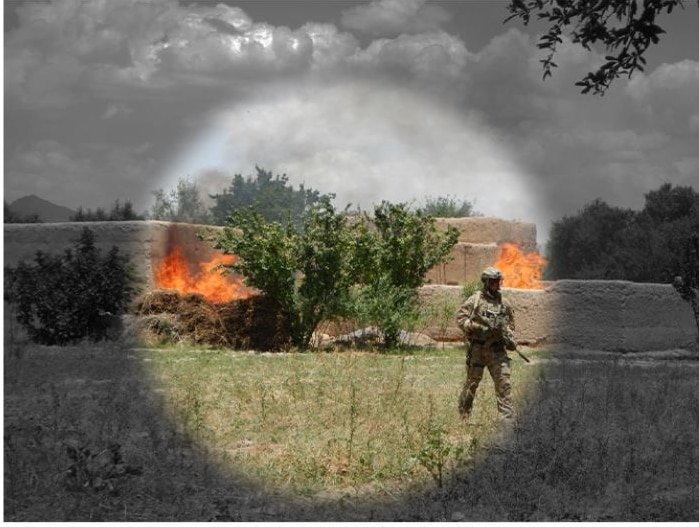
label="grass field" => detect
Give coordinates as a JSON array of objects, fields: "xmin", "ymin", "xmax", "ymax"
[{"xmin": 4, "ymin": 342, "xmax": 699, "ymax": 521}]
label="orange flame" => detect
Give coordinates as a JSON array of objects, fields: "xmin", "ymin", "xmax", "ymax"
[
  {"xmin": 494, "ymin": 242, "xmax": 548, "ymax": 289},
  {"xmin": 155, "ymin": 245, "xmax": 252, "ymax": 303}
]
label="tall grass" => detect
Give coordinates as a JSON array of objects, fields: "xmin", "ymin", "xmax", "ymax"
[
  {"xmin": 5, "ymin": 343, "xmax": 699, "ymax": 521},
  {"xmin": 144, "ymin": 347, "xmax": 539, "ymax": 496},
  {"xmin": 391, "ymin": 359, "xmax": 699, "ymax": 521}
]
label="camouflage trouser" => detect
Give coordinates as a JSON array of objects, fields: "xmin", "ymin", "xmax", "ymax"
[{"xmin": 458, "ymin": 342, "xmax": 514, "ymax": 419}]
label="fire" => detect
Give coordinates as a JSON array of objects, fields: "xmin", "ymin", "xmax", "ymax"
[
  {"xmin": 155, "ymin": 245, "xmax": 252, "ymax": 303},
  {"xmin": 494, "ymin": 242, "xmax": 548, "ymax": 289}
]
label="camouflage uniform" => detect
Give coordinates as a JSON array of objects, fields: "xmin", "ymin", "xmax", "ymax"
[{"xmin": 455, "ymin": 279, "xmax": 516, "ymax": 420}]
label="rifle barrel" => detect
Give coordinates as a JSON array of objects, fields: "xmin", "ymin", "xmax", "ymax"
[{"xmin": 515, "ymin": 348, "xmax": 531, "ymax": 363}]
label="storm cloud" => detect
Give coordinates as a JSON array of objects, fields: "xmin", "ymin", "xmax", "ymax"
[{"xmin": 4, "ymin": 0, "xmax": 698, "ymax": 243}]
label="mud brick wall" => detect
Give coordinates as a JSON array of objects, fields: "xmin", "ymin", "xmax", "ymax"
[
  {"xmin": 419, "ymin": 281, "xmax": 696, "ymax": 352},
  {"xmin": 427, "ymin": 217, "xmax": 537, "ymax": 285},
  {"xmin": 4, "ymin": 218, "xmax": 534, "ymax": 290},
  {"xmin": 3, "ymin": 221, "xmax": 230, "ymax": 293},
  {"xmin": 5, "ymin": 221, "xmax": 696, "ymax": 352}
]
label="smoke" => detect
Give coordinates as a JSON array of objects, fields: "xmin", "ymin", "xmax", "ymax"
[{"xmin": 171, "ymin": 80, "xmax": 544, "ymax": 233}]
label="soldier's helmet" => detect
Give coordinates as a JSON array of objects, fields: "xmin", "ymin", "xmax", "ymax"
[{"xmin": 481, "ymin": 266, "xmax": 503, "ymax": 282}]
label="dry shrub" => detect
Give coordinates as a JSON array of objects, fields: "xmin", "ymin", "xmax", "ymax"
[
  {"xmin": 177, "ymin": 294, "xmax": 230, "ymax": 348},
  {"xmin": 130, "ymin": 291, "xmax": 291, "ymax": 351},
  {"xmin": 122, "ymin": 314, "xmax": 181, "ymax": 346},
  {"xmin": 134, "ymin": 290, "xmax": 181, "ymax": 315},
  {"xmin": 219, "ymin": 295, "xmax": 292, "ymax": 352}
]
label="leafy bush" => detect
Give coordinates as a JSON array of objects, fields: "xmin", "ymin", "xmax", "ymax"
[
  {"xmin": 211, "ymin": 199, "xmax": 459, "ymax": 350},
  {"xmin": 461, "ymin": 278, "xmax": 482, "ymax": 300},
  {"xmin": 211, "ymin": 197, "xmax": 355, "ymax": 349},
  {"xmin": 419, "ymin": 194, "xmax": 480, "ymax": 218},
  {"xmin": 350, "ymin": 201, "xmax": 459, "ymax": 348},
  {"xmin": 4, "ymin": 228, "xmax": 136, "ymax": 345},
  {"xmin": 350, "ymin": 276, "xmax": 420, "ymax": 347}
]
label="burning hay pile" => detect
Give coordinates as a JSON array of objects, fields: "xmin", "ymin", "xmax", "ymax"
[{"xmin": 128, "ymin": 289, "xmax": 292, "ymax": 351}]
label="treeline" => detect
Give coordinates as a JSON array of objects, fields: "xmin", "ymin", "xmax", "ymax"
[
  {"xmin": 71, "ymin": 200, "xmax": 145, "ymax": 221},
  {"xmin": 546, "ymin": 183, "xmax": 699, "ymax": 283},
  {"xmin": 149, "ymin": 166, "xmax": 480, "ymax": 225},
  {"xmin": 5, "ymin": 167, "xmax": 479, "ymax": 226}
]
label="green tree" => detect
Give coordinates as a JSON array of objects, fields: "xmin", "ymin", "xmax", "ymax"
[
  {"xmin": 4, "ymin": 228, "xmax": 136, "ymax": 345},
  {"xmin": 210, "ymin": 197, "xmax": 355, "ymax": 349},
  {"xmin": 643, "ymin": 183, "xmax": 699, "ymax": 225},
  {"xmin": 546, "ymin": 184, "xmax": 699, "ymax": 282},
  {"xmin": 546, "ymin": 199, "xmax": 637, "ymax": 279},
  {"xmin": 350, "ymin": 202, "xmax": 459, "ymax": 348},
  {"xmin": 506, "ymin": 0, "xmax": 695, "ymax": 94},
  {"xmin": 420, "ymin": 195, "xmax": 481, "ymax": 218},
  {"xmin": 150, "ymin": 177, "xmax": 212, "ymax": 224},
  {"xmin": 638, "ymin": 184, "xmax": 699, "ymax": 282},
  {"xmin": 209, "ymin": 166, "xmax": 332, "ymax": 226}
]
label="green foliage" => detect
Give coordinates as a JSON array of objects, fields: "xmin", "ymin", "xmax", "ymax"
[
  {"xmin": 645, "ymin": 183, "xmax": 699, "ymax": 224},
  {"xmin": 350, "ymin": 277, "xmax": 420, "ymax": 348},
  {"xmin": 209, "ymin": 166, "xmax": 333, "ymax": 226},
  {"xmin": 210, "ymin": 197, "xmax": 355, "ymax": 349},
  {"xmin": 416, "ymin": 291, "xmax": 461, "ymax": 346},
  {"xmin": 420, "ymin": 195, "xmax": 480, "ymax": 218},
  {"xmin": 210, "ymin": 198, "xmax": 458, "ymax": 350},
  {"xmin": 4, "ymin": 228, "xmax": 136, "ymax": 345},
  {"xmin": 350, "ymin": 202, "xmax": 460, "ymax": 348},
  {"xmin": 357, "ymin": 201, "xmax": 460, "ymax": 290},
  {"xmin": 546, "ymin": 184, "xmax": 699, "ymax": 283},
  {"xmin": 7, "ymin": 344, "xmax": 699, "ymax": 521},
  {"xmin": 151, "ymin": 177, "xmax": 212, "ymax": 224},
  {"xmin": 462, "ymin": 278, "xmax": 482, "ymax": 300},
  {"xmin": 414, "ymin": 400, "xmax": 464, "ymax": 488},
  {"xmin": 546, "ymin": 199, "xmax": 637, "ymax": 280},
  {"xmin": 71, "ymin": 199, "xmax": 145, "ymax": 221},
  {"xmin": 506, "ymin": 0, "xmax": 690, "ymax": 94}
]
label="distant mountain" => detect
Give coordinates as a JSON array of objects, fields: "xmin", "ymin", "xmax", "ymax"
[{"xmin": 8, "ymin": 195, "xmax": 76, "ymax": 223}]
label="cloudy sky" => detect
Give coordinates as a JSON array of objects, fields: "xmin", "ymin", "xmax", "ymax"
[{"xmin": 4, "ymin": 0, "xmax": 698, "ymax": 244}]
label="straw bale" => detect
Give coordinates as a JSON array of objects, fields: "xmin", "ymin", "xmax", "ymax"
[
  {"xmin": 122, "ymin": 313, "xmax": 181, "ymax": 346},
  {"xmin": 177, "ymin": 296, "xmax": 230, "ymax": 347},
  {"xmin": 130, "ymin": 290, "xmax": 292, "ymax": 350},
  {"xmin": 134, "ymin": 290, "xmax": 181, "ymax": 315},
  {"xmin": 179, "ymin": 293, "xmax": 209, "ymax": 310},
  {"xmin": 219, "ymin": 295, "xmax": 292, "ymax": 351}
]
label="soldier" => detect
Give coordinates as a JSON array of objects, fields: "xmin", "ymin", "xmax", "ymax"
[{"xmin": 455, "ymin": 266, "xmax": 516, "ymax": 422}]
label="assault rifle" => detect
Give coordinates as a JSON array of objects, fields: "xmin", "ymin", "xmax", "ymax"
[{"xmin": 483, "ymin": 310, "xmax": 531, "ymax": 364}]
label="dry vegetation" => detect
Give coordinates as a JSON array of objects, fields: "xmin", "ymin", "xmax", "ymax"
[
  {"xmin": 130, "ymin": 290, "xmax": 292, "ymax": 351},
  {"xmin": 4, "ymin": 341, "xmax": 699, "ymax": 521}
]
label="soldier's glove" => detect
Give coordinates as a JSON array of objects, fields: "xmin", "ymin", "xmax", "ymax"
[
  {"xmin": 466, "ymin": 321, "xmax": 489, "ymax": 340},
  {"xmin": 502, "ymin": 329, "xmax": 517, "ymax": 351}
]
